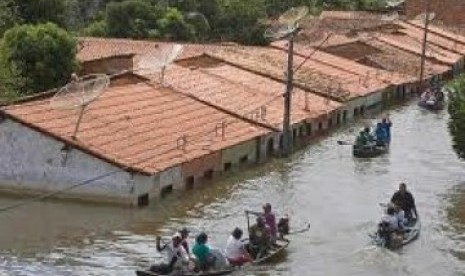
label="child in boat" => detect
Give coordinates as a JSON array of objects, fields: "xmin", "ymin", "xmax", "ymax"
[
  {"xmin": 192, "ymin": 232, "xmax": 216, "ymax": 271},
  {"xmin": 225, "ymin": 227, "xmax": 253, "ymax": 266}
]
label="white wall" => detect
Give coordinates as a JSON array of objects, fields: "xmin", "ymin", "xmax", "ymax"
[{"xmin": 0, "ymin": 119, "xmax": 154, "ymax": 205}]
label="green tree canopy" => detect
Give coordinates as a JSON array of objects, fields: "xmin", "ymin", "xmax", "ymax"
[
  {"xmin": 448, "ymin": 75, "xmax": 465, "ymax": 160},
  {"xmin": 0, "ymin": 23, "xmax": 77, "ymax": 97}
]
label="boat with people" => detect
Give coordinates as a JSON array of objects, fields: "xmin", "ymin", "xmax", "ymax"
[
  {"xmin": 418, "ymin": 86, "xmax": 446, "ymax": 111},
  {"xmin": 369, "ymin": 183, "xmax": 421, "ymax": 250},
  {"xmin": 136, "ymin": 204, "xmax": 305, "ymax": 276},
  {"xmin": 349, "ymin": 117, "xmax": 392, "ymax": 158}
]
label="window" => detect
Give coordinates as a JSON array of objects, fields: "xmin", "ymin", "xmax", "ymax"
[
  {"xmin": 137, "ymin": 193, "xmax": 149, "ymax": 207},
  {"xmin": 239, "ymin": 155, "xmax": 248, "ymax": 164},
  {"xmin": 299, "ymin": 125, "xmax": 305, "ymax": 136},
  {"xmin": 204, "ymin": 169, "xmax": 214, "ymax": 180},
  {"xmin": 306, "ymin": 123, "xmax": 312, "ymax": 136},
  {"xmin": 185, "ymin": 176, "xmax": 194, "ymax": 189},
  {"xmin": 318, "ymin": 122, "xmax": 323, "ymax": 131},
  {"xmin": 266, "ymin": 139, "xmax": 274, "ymax": 156},
  {"xmin": 354, "ymin": 108, "xmax": 359, "ymax": 117},
  {"xmin": 360, "ymin": 106, "xmax": 365, "ymax": 116},
  {"xmin": 161, "ymin": 185, "xmax": 173, "ymax": 198},
  {"xmin": 224, "ymin": 162, "xmax": 232, "ymax": 172},
  {"xmin": 328, "ymin": 118, "xmax": 333, "ymax": 128},
  {"xmin": 343, "ymin": 110, "xmax": 348, "ymax": 122}
]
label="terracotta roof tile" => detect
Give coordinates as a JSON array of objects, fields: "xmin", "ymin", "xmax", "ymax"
[
  {"xmin": 407, "ymin": 21, "xmax": 465, "ymax": 46},
  {"xmin": 3, "ymin": 81, "xmax": 269, "ymax": 174}
]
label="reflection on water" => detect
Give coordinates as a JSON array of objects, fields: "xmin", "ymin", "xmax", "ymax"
[{"xmin": 1, "ymin": 103, "xmax": 465, "ymax": 276}]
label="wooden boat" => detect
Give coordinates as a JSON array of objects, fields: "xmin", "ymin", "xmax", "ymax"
[
  {"xmin": 370, "ymin": 214, "xmax": 421, "ymax": 249},
  {"xmin": 352, "ymin": 143, "xmax": 388, "ymax": 158},
  {"xmin": 135, "ymin": 269, "xmax": 235, "ymax": 276},
  {"xmin": 135, "ymin": 238, "xmax": 290, "ymax": 276},
  {"xmin": 418, "ymin": 99, "xmax": 445, "ymax": 111}
]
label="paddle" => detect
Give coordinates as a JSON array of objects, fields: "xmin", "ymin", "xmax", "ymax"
[
  {"xmin": 337, "ymin": 140, "xmax": 353, "ymax": 146},
  {"xmin": 287, "ymin": 223, "xmax": 311, "ymax": 235}
]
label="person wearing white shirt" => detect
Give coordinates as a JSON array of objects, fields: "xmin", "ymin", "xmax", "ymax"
[
  {"xmin": 225, "ymin": 228, "xmax": 253, "ymax": 266},
  {"xmin": 380, "ymin": 206, "xmax": 399, "ymax": 231},
  {"xmin": 153, "ymin": 233, "xmax": 189, "ymax": 274}
]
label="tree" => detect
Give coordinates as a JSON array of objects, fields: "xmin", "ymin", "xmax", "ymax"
[
  {"xmin": 0, "ymin": 0, "xmax": 18, "ymax": 36},
  {"xmin": 0, "ymin": 23, "xmax": 77, "ymax": 97},
  {"xmin": 10, "ymin": 0, "xmax": 67, "ymax": 26},
  {"xmin": 448, "ymin": 75, "xmax": 465, "ymax": 160},
  {"xmin": 105, "ymin": 0, "xmax": 163, "ymax": 39},
  {"xmin": 157, "ymin": 7, "xmax": 194, "ymax": 40}
]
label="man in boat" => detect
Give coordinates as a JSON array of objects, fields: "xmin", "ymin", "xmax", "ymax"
[
  {"xmin": 391, "ymin": 183, "xmax": 418, "ymax": 222},
  {"xmin": 249, "ymin": 216, "xmax": 271, "ymax": 258},
  {"xmin": 225, "ymin": 227, "xmax": 253, "ymax": 266},
  {"xmin": 192, "ymin": 232, "xmax": 215, "ymax": 271},
  {"xmin": 355, "ymin": 130, "xmax": 368, "ymax": 146},
  {"xmin": 379, "ymin": 205, "xmax": 403, "ymax": 247},
  {"xmin": 374, "ymin": 122, "xmax": 388, "ymax": 146},
  {"xmin": 153, "ymin": 233, "xmax": 189, "ymax": 274},
  {"xmin": 380, "ymin": 117, "xmax": 392, "ymax": 145}
]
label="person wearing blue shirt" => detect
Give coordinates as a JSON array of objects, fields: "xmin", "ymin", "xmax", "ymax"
[
  {"xmin": 380, "ymin": 117, "xmax": 392, "ymax": 144},
  {"xmin": 375, "ymin": 123, "xmax": 388, "ymax": 146}
]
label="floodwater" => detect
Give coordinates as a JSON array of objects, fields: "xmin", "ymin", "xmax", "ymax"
[{"xmin": 1, "ymin": 102, "xmax": 465, "ymax": 276}]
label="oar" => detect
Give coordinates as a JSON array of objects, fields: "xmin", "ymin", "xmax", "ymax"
[
  {"xmin": 337, "ymin": 140, "xmax": 353, "ymax": 146},
  {"xmin": 287, "ymin": 223, "xmax": 311, "ymax": 235}
]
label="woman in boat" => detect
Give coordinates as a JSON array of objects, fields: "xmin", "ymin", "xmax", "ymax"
[
  {"xmin": 192, "ymin": 232, "xmax": 215, "ymax": 271},
  {"xmin": 225, "ymin": 227, "xmax": 253, "ymax": 266}
]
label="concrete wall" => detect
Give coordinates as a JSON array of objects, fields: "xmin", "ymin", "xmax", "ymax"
[
  {"xmin": 181, "ymin": 152, "xmax": 222, "ymax": 188},
  {"xmin": 0, "ymin": 119, "xmax": 154, "ymax": 205},
  {"xmin": 221, "ymin": 139, "xmax": 259, "ymax": 170}
]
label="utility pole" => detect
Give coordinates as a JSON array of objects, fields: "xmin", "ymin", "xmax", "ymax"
[
  {"xmin": 419, "ymin": 0, "xmax": 432, "ymax": 89},
  {"xmin": 283, "ymin": 31, "xmax": 296, "ymax": 156}
]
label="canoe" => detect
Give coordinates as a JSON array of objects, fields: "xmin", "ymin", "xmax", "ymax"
[
  {"xmin": 369, "ymin": 215, "xmax": 421, "ymax": 249},
  {"xmin": 135, "ymin": 239, "xmax": 289, "ymax": 276},
  {"xmin": 135, "ymin": 269, "xmax": 235, "ymax": 276},
  {"xmin": 418, "ymin": 100, "xmax": 445, "ymax": 111},
  {"xmin": 247, "ymin": 238, "xmax": 290, "ymax": 264},
  {"xmin": 352, "ymin": 144, "xmax": 388, "ymax": 158}
]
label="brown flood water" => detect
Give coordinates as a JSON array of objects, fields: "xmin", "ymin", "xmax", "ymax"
[{"xmin": 1, "ymin": 102, "xmax": 465, "ymax": 276}]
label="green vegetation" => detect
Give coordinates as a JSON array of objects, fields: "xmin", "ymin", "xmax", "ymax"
[
  {"xmin": 0, "ymin": 0, "xmax": 385, "ymax": 99},
  {"xmin": 448, "ymin": 75, "xmax": 465, "ymax": 160},
  {"xmin": 0, "ymin": 23, "xmax": 77, "ymax": 98}
]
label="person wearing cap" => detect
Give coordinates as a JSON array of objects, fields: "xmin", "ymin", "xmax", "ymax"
[
  {"xmin": 153, "ymin": 233, "xmax": 189, "ymax": 274},
  {"xmin": 391, "ymin": 183, "xmax": 417, "ymax": 222},
  {"xmin": 225, "ymin": 227, "xmax": 253, "ymax": 266},
  {"xmin": 179, "ymin": 227, "xmax": 190, "ymax": 254},
  {"xmin": 192, "ymin": 232, "xmax": 215, "ymax": 271}
]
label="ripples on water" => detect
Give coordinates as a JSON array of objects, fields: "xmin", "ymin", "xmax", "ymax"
[{"xmin": 1, "ymin": 104, "xmax": 465, "ymax": 275}]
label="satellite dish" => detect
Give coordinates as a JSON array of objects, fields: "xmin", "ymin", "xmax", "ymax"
[
  {"xmin": 414, "ymin": 12, "xmax": 436, "ymax": 22},
  {"xmin": 154, "ymin": 44, "xmax": 184, "ymax": 85},
  {"xmin": 385, "ymin": 0, "xmax": 405, "ymax": 8},
  {"xmin": 50, "ymin": 74, "xmax": 110, "ymax": 139},
  {"xmin": 381, "ymin": 11, "xmax": 400, "ymax": 22},
  {"xmin": 278, "ymin": 6, "xmax": 309, "ymax": 27},
  {"xmin": 264, "ymin": 25, "xmax": 296, "ymax": 40}
]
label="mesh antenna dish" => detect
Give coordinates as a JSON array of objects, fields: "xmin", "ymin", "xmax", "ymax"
[
  {"xmin": 154, "ymin": 44, "xmax": 184, "ymax": 85},
  {"xmin": 278, "ymin": 6, "xmax": 309, "ymax": 27},
  {"xmin": 264, "ymin": 25, "xmax": 296, "ymax": 40},
  {"xmin": 50, "ymin": 74, "xmax": 110, "ymax": 139},
  {"xmin": 385, "ymin": 0, "xmax": 405, "ymax": 8},
  {"xmin": 414, "ymin": 12, "xmax": 436, "ymax": 22}
]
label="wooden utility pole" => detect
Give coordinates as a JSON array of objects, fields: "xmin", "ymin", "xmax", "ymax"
[
  {"xmin": 283, "ymin": 32, "xmax": 295, "ymax": 156},
  {"xmin": 419, "ymin": 0, "xmax": 432, "ymax": 88}
]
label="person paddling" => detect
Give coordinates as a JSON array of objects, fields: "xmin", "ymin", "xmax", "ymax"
[
  {"xmin": 391, "ymin": 183, "xmax": 418, "ymax": 222},
  {"xmin": 380, "ymin": 116, "xmax": 392, "ymax": 145}
]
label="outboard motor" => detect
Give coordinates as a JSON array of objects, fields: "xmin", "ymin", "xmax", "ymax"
[
  {"xmin": 278, "ymin": 216, "xmax": 290, "ymax": 238},
  {"xmin": 377, "ymin": 221, "xmax": 391, "ymax": 248}
]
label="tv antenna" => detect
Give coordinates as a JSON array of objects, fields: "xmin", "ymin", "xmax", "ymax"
[
  {"xmin": 264, "ymin": 6, "xmax": 309, "ymax": 156},
  {"xmin": 50, "ymin": 73, "xmax": 110, "ymax": 140},
  {"xmin": 414, "ymin": 12, "xmax": 436, "ymax": 23},
  {"xmin": 385, "ymin": 0, "xmax": 405, "ymax": 8}
]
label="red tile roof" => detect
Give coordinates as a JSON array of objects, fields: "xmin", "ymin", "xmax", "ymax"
[
  {"xmin": 206, "ymin": 46, "xmax": 390, "ymax": 102},
  {"xmin": 407, "ymin": 21, "xmax": 465, "ymax": 46},
  {"xmin": 2, "ymin": 80, "xmax": 269, "ymax": 174},
  {"xmin": 271, "ymin": 40, "xmax": 416, "ymax": 85},
  {"xmin": 167, "ymin": 59, "xmax": 341, "ymax": 128}
]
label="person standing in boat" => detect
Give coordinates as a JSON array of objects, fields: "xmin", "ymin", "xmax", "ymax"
[
  {"xmin": 391, "ymin": 183, "xmax": 418, "ymax": 221},
  {"xmin": 225, "ymin": 227, "xmax": 253, "ymax": 266},
  {"xmin": 153, "ymin": 233, "xmax": 189, "ymax": 274},
  {"xmin": 374, "ymin": 122, "xmax": 388, "ymax": 146},
  {"xmin": 248, "ymin": 204, "xmax": 278, "ymax": 242},
  {"xmin": 380, "ymin": 116, "xmax": 392, "ymax": 145}
]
